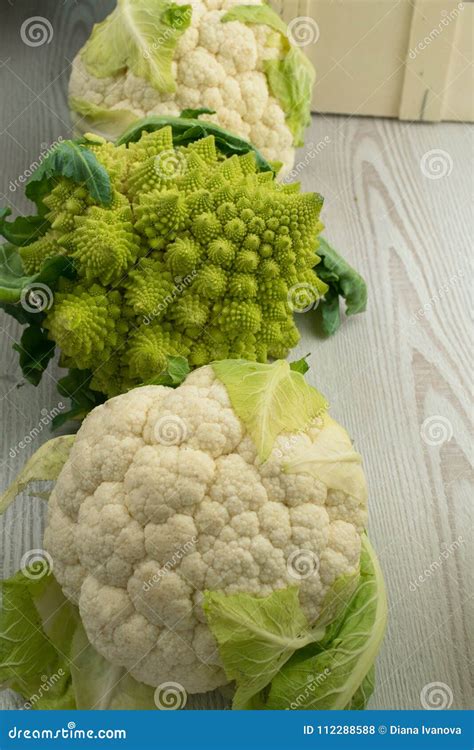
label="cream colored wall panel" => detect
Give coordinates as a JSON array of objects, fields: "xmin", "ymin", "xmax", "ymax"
[{"xmin": 269, "ymin": 0, "xmax": 473, "ymax": 122}]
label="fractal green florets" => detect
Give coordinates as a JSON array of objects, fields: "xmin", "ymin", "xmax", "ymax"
[{"xmin": 20, "ymin": 126, "xmax": 326, "ymax": 397}]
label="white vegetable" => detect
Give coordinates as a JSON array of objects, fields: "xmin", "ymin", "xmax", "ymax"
[
  {"xmin": 43, "ymin": 361, "xmax": 367, "ymax": 695},
  {"xmin": 69, "ymin": 0, "xmax": 316, "ymax": 176}
]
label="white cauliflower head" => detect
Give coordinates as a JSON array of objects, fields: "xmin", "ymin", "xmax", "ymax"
[
  {"xmin": 68, "ymin": 0, "xmax": 316, "ymax": 176},
  {"xmin": 44, "ymin": 361, "xmax": 367, "ymax": 695}
]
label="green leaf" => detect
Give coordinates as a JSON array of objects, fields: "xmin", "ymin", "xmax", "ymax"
[
  {"xmin": 212, "ymin": 359, "xmax": 327, "ymax": 462},
  {"xmin": 26, "ymin": 140, "xmax": 112, "ymax": 206},
  {"xmin": 222, "ymin": 5, "xmax": 316, "ymax": 146},
  {"xmin": 259, "ymin": 536, "xmax": 387, "ymax": 710},
  {"xmin": 51, "ymin": 369, "xmax": 106, "ymax": 429},
  {"xmin": 13, "ymin": 326, "xmax": 55, "ymax": 386},
  {"xmin": 347, "ymin": 665, "xmax": 375, "ymax": 710},
  {"xmin": 81, "ymin": 0, "xmax": 192, "ymax": 94},
  {"xmin": 0, "ymin": 208, "xmax": 50, "ymax": 247},
  {"xmin": 0, "ymin": 564, "xmax": 156, "ymax": 710},
  {"xmin": 222, "ymin": 4, "xmax": 288, "ymax": 35},
  {"xmin": 283, "ymin": 415, "xmax": 367, "ymax": 503},
  {"xmin": 70, "ymin": 624, "xmax": 156, "ymax": 710},
  {"xmin": 264, "ymin": 50, "xmax": 316, "ymax": 147},
  {"xmin": 69, "ymin": 97, "xmax": 138, "ymax": 140},
  {"xmin": 289, "ymin": 355, "xmax": 310, "ymax": 375},
  {"xmin": 204, "ymin": 587, "xmax": 324, "ymax": 710},
  {"xmin": 0, "ymin": 435, "xmax": 75, "ymax": 515},
  {"xmin": 179, "ymin": 108, "xmax": 216, "ymax": 120},
  {"xmin": 317, "ymin": 237, "xmax": 368, "ymax": 336},
  {"xmin": 141, "ymin": 355, "xmax": 190, "ymax": 387},
  {"xmin": 115, "ymin": 115, "xmax": 276, "ymax": 175},
  {"xmin": 0, "ymin": 565, "xmax": 76, "ymax": 708},
  {"xmin": 319, "ymin": 287, "xmax": 342, "ymax": 336},
  {"xmin": 0, "ymin": 243, "xmax": 74, "ymax": 305}
]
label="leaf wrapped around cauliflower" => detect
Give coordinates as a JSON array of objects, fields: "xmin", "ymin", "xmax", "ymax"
[{"xmin": 68, "ymin": 0, "xmax": 316, "ymax": 176}]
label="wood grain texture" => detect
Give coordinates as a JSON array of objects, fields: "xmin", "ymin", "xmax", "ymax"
[{"xmin": 0, "ymin": 0, "xmax": 472, "ymax": 712}]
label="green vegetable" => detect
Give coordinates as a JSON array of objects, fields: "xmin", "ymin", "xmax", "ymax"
[
  {"xmin": 222, "ymin": 4, "xmax": 316, "ymax": 146},
  {"xmin": 81, "ymin": 0, "xmax": 192, "ymax": 94},
  {"xmin": 212, "ymin": 359, "xmax": 327, "ymax": 461},
  {"xmin": 316, "ymin": 237, "xmax": 368, "ymax": 336},
  {"xmin": 0, "ymin": 119, "xmax": 329, "ymax": 411}
]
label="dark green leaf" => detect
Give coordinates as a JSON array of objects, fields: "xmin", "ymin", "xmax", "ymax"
[
  {"xmin": 26, "ymin": 140, "xmax": 112, "ymax": 206},
  {"xmin": 116, "ymin": 116, "xmax": 276, "ymax": 175},
  {"xmin": 0, "ymin": 208, "xmax": 50, "ymax": 247},
  {"xmin": 318, "ymin": 288, "xmax": 341, "ymax": 337},
  {"xmin": 180, "ymin": 108, "xmax": 216, "ymax": 119},
  {"xmin": 52, "ymin": 369, "xmax": 106, "ymax": 429},
  {"xmin": 0, "ymin": 243, "xmax": 75, "ymax": 307},
  {"xmin": 141, "ymin": 355, "xmax": 190, "ymax": 387},
  {"xmin": 289, "ymin": 355, "xmax": 310, "ymax": 375},
  {"xmin": 315, "ymin": 237, "xmax": 368, "ymax": 336},
  {"xmin": 13, "ymin": 326, "xmax": 55, "ymax": 386}
]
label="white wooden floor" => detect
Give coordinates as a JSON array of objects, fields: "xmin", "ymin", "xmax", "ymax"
[{"xmin": 0, "ymin": 0, "xmax": 472, "ymax": 711}]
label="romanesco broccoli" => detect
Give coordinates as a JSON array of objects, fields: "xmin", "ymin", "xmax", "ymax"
[{"xmin": 16, "ymin": 124, "xmax": 327, "ymax": 397}]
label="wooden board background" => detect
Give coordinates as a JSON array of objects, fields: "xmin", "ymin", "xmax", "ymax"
[{"xmin": 0, "ymin": 0, "xmax": 472, "ymax": 711}]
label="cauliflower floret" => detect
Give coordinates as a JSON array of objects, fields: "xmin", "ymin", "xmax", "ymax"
[{"xmin": 45, "ymin": 365, "xmax": 367, "ymax": 696}]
